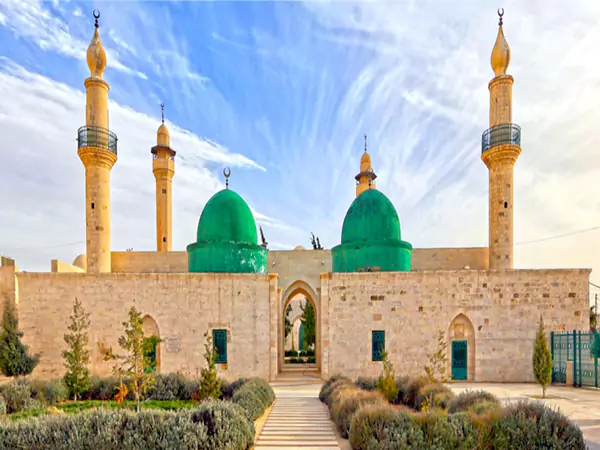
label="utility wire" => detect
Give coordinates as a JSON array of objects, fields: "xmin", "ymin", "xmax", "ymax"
[{"xmin": 516, "ymin": 225, "xmax": 600, "ymax": 246}]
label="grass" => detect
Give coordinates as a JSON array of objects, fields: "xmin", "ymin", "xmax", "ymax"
[{"xmin": 8, "ymin": 399, "xmax": 196, "ymax": 421}]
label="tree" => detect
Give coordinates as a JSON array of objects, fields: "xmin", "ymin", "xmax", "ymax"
[
  {"xmin": 376, "ymin": 349, "xmax": 399, "ymax": 402},
  {"xmin": 104, "ymin": 307, "xmax": 155, "ymax": 412},
  {"xmin": 0, "ymin": 299, "xmax": 40, "ymax": 377},
  {"xmin": 198, "ymin": 331, "xmax": 221, "ymax": 401},
  {"xmin": 62, "ymin": 298, "xmax": 91, "ymax": 400},
  {"xmin": 424, "ymin": 328, "xmax": 449, "ymax": 384},
  {"xmin": 533, "ymin": 316, "xmax": 553, "ymax": 398},
  {"xmin": 300, "ymin": 299, "xmax": 316, "ymax": 349},
  {"xmin": 284, "ymin": 304, "xmax": 292, "ymax": 340},
  {"xmin": 590, "ymin": 306, "xmax": 597, "ymax": 332}
]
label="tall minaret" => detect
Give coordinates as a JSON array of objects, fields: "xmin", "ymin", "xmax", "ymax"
[
  {"xmin": 77, "ymin": 10, "xmax": 117, "ymax": 273},
  {"xmin": 355, "ymin": 134, "xmax": 377, "ymax": 196},
  {"xmin": 482, "ymin": 8, "xmax": 521, "ymax": 270},
  {"xmin": 151, "ymin": 104, "xmax": 176, "ymax": 252}
]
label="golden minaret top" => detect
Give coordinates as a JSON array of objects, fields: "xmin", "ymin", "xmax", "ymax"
[
  {"xmin": 157, "ymin": 103, "xmax": 171, "ymax": 147},
  {"xmin": 360, "ymin": 136, "xmax": 373, "ymax": 174},
  {"xmin": 87, "ymin": 10, "xmax": 107, "ymax": 79},
  {"xmin": 490, "ymin": 8, "xmax": 511, "ymax": 77}
]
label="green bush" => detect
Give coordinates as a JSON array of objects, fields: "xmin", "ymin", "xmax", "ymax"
[
  {"xmin": 305, "ymin": 349, "xmax": 315, "ymax": 357},
  {"xmin": 349, "ymin": 405, "xmax": 425, "ymax": 449},
  {"xmin": 0, "ymin": 400, "xmax": 256, "ymax": 449},
  {"xmin": 284, "ymin": 350, "xmax": 298, "ymax": 357},
  {"xmin": 0, "ymin": 395, "xmax": 5, "ymax": 415},
  {"xmin": 411, "ymin": 410, "xmax": 478, "ymax": 449},
  {"xmin": 467, "ymin": 399, "xmax": 502, "ymax": 416},
  {"xmin": 490, "ymin": 401, "xmax": 586, "ymax": 449},
  {"xmin": 1, "ymin": 379, "xmax": 34, "ymax": 413},
  {"xmin": 448, "ymin": 389, "xmax": 500, "ymax": 414},
  {"xmin": 88, "ymin": 376, "xmax": 119, "ymax": 401},
  {"xmin": 147, "ymin": 373, "xmax": 188, "ymax": 401},
  {"xmin": 397, "ymin": 376, "xmax": 427, "ymax": 408},
  {"xmin": 319, "ymin": 375, "xmax": 351, "ymax": 403},
  {"xmin": 231, "ymin": 378, "xmax": 274, "ymax": 421},
  {"xmin": 323, "ymin": 380, "xmax": 356, "ymax": 407},
  {"xmin": 355, "ymin": 376, "xmax": 378, "ymax": 391},
  {"xmin": 30, "ymin": 379, "xmax": 69, "ymax": 406},
  {"xmin": 331, "ymin": 389, "xmax": 387, "ymax": 438},
  {"xmin": 221, "ymin": 378, "xmax": 248, "ymax": 400},
  {"xmin": 307, "ymin": 357, "xmax": 316, "ymax": 364},
  {"xmin": 415, "ymin": 383, "xmax": 455, "ymax": 411}
]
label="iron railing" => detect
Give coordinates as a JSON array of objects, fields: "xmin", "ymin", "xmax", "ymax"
[
  {"xmin": 552, "ymin": 330, "xmax": 600, "ymax": 388},
  {"xmin": 481, "ymin": 123, "xmax": 521, "ymax": 154},
  {"xmin": 77, "ymin": 126, "xmax": 118, "ymax": 155}
]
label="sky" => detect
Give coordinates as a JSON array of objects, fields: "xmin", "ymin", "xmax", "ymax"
[{"xmin": 0, "ymin": 0, "xmax": 599, "ymax": 301}]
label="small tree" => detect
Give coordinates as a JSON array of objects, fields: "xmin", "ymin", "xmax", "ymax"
[
  {"xmin": 0, "ymin": 299, "xmax": 40, "ymax": 377},
  {"xmin": 105, "ymin": 307, "xmax": 155, "ymax": 412},
  {"xmin": 533, "ymin": 316, "xmax": 553, "ymax": 398},
  {"xmin": 198, "ymin": 331, "xmax": 221, "ymax": 401},
  {"xmin": 376, "ymin": 349, "xmax": 399, "ymax": 402},
  {"xmin": 62, "ymin": 298, "xmax": 91, "ymax": 400},
  {"xmin": 424, "ymin": 329, "xmax": 449, "ymax": 384},
  {"xmin": 300, "ymin": 299, "xmax": 316, "ymax": 349}
]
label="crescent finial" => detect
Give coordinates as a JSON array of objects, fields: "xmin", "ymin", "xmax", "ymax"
[
  {"xmin": 223, "ymin": 167, "xmax": 231, "ymax": 189},
  {"xmin": 93, "ymin": 9, "xmax": 100, "ymax": 28},
  {"xmin": 497, "ymin": 7, "xmax": 504, "ymax": 26}
]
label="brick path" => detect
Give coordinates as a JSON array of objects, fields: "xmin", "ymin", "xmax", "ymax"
[{"xmin": 255, "ymin": 396, "xmax": 340, "ymax": 449}]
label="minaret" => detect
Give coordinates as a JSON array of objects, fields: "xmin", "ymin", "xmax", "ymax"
[
  {"xmin": 481, "ymin": 8, "xmax": 521, "ymax": 270},
  {"xmin": 77, "ymin": 10, "xmax": 117, "ymax": 273},
  {"xmin": 151, "ymin": 104, "xmax": 176, "ymax": 252},
  {"xmin": 355, "ymin": 134, "xmax": 377, "ymax": 196}
]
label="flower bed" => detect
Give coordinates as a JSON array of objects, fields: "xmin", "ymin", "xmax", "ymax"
[
  {"xmin": 320, "ymin": 374, "xmax": 586, "ymax": 449},
  {"xmin": 0, "ymin": 375, "xmax": 275, "ymax": 449}
]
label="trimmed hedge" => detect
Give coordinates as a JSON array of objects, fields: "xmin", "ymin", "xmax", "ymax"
[
  {"xmin": 318, "ymin": 375, "xmax": 351, "ymax": 403},
  {"xmin": 232, "ymin": 378, "xmax": 275, "ymax": 421},
  {"xmin": 415, "ymin": 383, "xmax": 454, "ymax": 411},
  {"xmin": 448, "ymin": 389, "xmax": 500, "ymax": 414},
  {"xmin": 330, "ymin": 388, "xmax": 387, "ymax": 438},
  {"xmin": 355, "ymin": 376, "xmax": 378, "ymax": 392}
]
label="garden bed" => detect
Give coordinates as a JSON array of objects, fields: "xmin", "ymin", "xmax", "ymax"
[{"xmin": 320, "ymin": 375, "xmax": 587, "ymax": 449}]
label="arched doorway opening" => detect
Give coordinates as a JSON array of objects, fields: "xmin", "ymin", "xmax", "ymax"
[
  {"xmin": 142, "ymin": 315, "xmax": 161, "ymax": 373},
  {"xmin": 279, "ymin": 281, "xmax": 320, "ymax": 375},
  {"xmin": 448, "ymin": 313, "xmax": 476, "ymax": 381}
]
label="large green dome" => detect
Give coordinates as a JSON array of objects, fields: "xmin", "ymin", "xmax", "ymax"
[
  {"xmin": 187, "ymin": 189, "xmax": 267, "ymax": 273},
  {"xmin": 341, "ymin": 189, "xmax": 402, "ymax": 244},
  {"xmin": 196, "ymin": 189, "xmax": 258, "ymax": 245},
  {"xmin": 332, "ymin": 189, "xmax": 412, "ymax": 273}
]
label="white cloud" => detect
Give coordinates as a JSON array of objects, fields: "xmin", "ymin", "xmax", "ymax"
[
  {"xmin": 0, "ymin": 0, "xmax": 147, "ymax": 79},
  {"xmin": 0, "ymin": 58, "xmax": 272, "ymax": 271}
]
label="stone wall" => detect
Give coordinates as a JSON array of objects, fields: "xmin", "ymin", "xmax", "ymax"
[
  {"xmin": 412, "ymin": 247, "xmax": 489, "ymax": 270},
  {"xmin": 51, "ymin": 260, "xmax": 84, "ymax": 273},
  {"xmin": 111, "ymin": 251, "xmax": 188, "ymax": 273},
  {"xmin": 323, "ymin": 269, "xmax": 590, "ymax": 382},
  {"xmin": 15, "ymin": 272, "xmax": 278, "ymax": 381}
]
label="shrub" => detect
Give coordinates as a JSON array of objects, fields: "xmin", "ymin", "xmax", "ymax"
[
  {"xmin": 448, "ymin": 389, "xmax": 500, "ymax": 414},
  {"xmin": 490, "ymin": 401, "xmax": 586, "ymax": 449},
  {"xmin": 319, "ymin": 375, "xmax": 351, "ymax": 402},
  {"xmin": 147, "ymin": 373, "xmax": 188, "ymax": 401},
  {"xmin": 467, "ymin": 399, "xmax": 502, "ymax": 416},
  {"xmin": 231, "ymin": 379, "xmax": 274, "ymax": 421},
  {"xmin": 376, "ymin": 350, "xmax": 399, "ymax": 403},
  {"xmin": 221, "ymin": 378, "xmax": 248, "ymax": 400},
  {"xmin": 1, "ymin": 378, "xmax": 34, "ymax": 413},
  {"xmin": 411, "ymin": 410, "xmax": 479, "ymax": 449},
  {"xmin": 307, "ymin": 357, "xmax": 316, "ymax": 364},
  {"xmin": 349, "ymin": 405, "xmax": 425, "ymax": 449},
  {"xmin": 331, "ymin": 389, "xmax": 387, "ymax": 438},
  {"xmin": 30, "ymin": 379, "xmax": 69, "ymax": 406},
  {"xmin": 0, "ymin": 395, "xmax": 5, "ymax": 415},
  {"xmin": 398, "ymin": 376, "xmax": 427, "ymax": 408},
  {"xmin": 355, "ymin": 376, "xmax": 378, "ymax": 391},
  {"xmin": 323, "ymin": 380, "xmax": 356, "ymax": 407},
  {"xmin": 186, "ymin": 401, "xmax": 254, "ymax": 450},
  {"xmin": 415, "ymin": 383, "xmax": 454, "ymax": 411},
  {"xmin": 88, "ymin": 376, "xmax": 119, "ymax": 401}
]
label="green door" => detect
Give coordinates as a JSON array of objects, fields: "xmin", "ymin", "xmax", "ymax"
[{"xmin": 451, "ymin": 340, "xmax": 468, "ymax": 380}]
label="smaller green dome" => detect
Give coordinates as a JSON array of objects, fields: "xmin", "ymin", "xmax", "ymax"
[
  {"xmin": 332, "ymin": 188, "xmax": 412, "ymax": 273},
  {"xmin": 196, "ymin": 189, "xmax": 258, "ymax": 245},
  {"xmin": 341, "ymin": 189, "xmax": 401, "ymax": 244}
]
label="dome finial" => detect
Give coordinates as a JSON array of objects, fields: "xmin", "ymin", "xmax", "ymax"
[
  {"xmin": 490, "ymin": 7, "xmax": 511, "ymax": 77},
  {"xmin": 364, "ymin": 134, "xmax": 368, "ymax": 153},
  {"xmin": 223, "ymin": 167, "xmax": 231, "ymax": 189},
  {"xmin": 160, "ymin": 103, "xmax": 165, "ymax": 124},
  {"xmin": 87, "ymin": 9, "xmax": 107, "ymax": 78}
]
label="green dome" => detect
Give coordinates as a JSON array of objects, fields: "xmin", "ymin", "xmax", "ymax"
[
  {"xmin": 187, "ymin": 189, "xmax": 267, "ymax": 273},
  {"xmin": 341, "ymin": 189, "xmax": 402, "ymax": 244},
  {"xmin": 332, "ymin": 189, "xmax": 412, "ymax": 273},
  {"xmin": 196, "ymin": 189, "xmax": 258, "ymax": 245}
]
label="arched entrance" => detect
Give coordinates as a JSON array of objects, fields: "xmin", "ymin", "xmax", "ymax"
[
  {"xmin": 448, "ymin": 314, "xmax": 476, "ymax": 381},
  {"xmin": 279, "ymin": 280, "xmax": 320, "ymax": 375},
  {"xmin": 142, "ymin": 315, "xmax": 161, "ymax": 373}
]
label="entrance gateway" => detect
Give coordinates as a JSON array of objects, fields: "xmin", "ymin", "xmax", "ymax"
[{"xmin": 451, "ymin": 340, "xmax": 468, "ymax": 380}]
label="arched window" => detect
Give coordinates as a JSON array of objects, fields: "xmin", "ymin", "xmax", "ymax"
[{"xmin": 142, "ymin": 315, "xmax": 160, "ymax": 373}]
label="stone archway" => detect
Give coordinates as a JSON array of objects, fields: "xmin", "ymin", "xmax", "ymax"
[
  {"xmin": 142, "ymin": 315, "xmax": 161, "ymax": 373},
  {"xmin": 279, "ymin": 280, "xmax": 320, "ymax": 374},
  {"xmin": 448, "ymin": 313, "xmax": 476, "ymax": 381}
]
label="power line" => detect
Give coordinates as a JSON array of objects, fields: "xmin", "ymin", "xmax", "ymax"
[{"xmin": 516, "ymin": 225, "xmax": 600, "ymax": 247}]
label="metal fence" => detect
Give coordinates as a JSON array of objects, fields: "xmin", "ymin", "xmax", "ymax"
[
  {"xmin": 77, "ymin": 125, "xmax": 118, "ymax": 155},
  {"xmin": 551, "ymin": 330, "xmax": 600, "ymax": 388},
  {"xmin": 481, "ymin": 123, "xmax": 521, "ymax": 153}
]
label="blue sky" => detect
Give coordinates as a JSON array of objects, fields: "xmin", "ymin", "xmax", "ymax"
[{"xmin": 1, "ymin": 0, "xmax": 600, "ymax": 298}]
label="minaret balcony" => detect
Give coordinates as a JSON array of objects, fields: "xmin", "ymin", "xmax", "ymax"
[
  {"xmin": 77, "ymin": 125, "xmax": 118, "ymax": 155},
  {"xmin": 481, "ymin": 123, "xmax": 521, "ymax": 154}
]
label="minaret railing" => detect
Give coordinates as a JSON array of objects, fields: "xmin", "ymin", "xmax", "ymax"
[
  {"xmin": 481, "ymin": 123, "xmax": 521, "ymax": 154},
  {"xmin": 77, "ymin": 125, "xmax": 118, "ymax": 155}
]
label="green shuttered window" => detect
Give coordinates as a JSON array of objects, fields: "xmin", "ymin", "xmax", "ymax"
[
  {"xmin": 372, "ymin": 330, "xmax": 385, "ymax": 361},
  {"xmin": 213, "ymin": 329, "xmax": 228, "ymax": 364}
]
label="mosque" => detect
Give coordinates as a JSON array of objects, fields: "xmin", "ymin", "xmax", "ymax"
[{"xmin": 0, "ymin": 11, "xmax": 589, "ymax": 383}]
